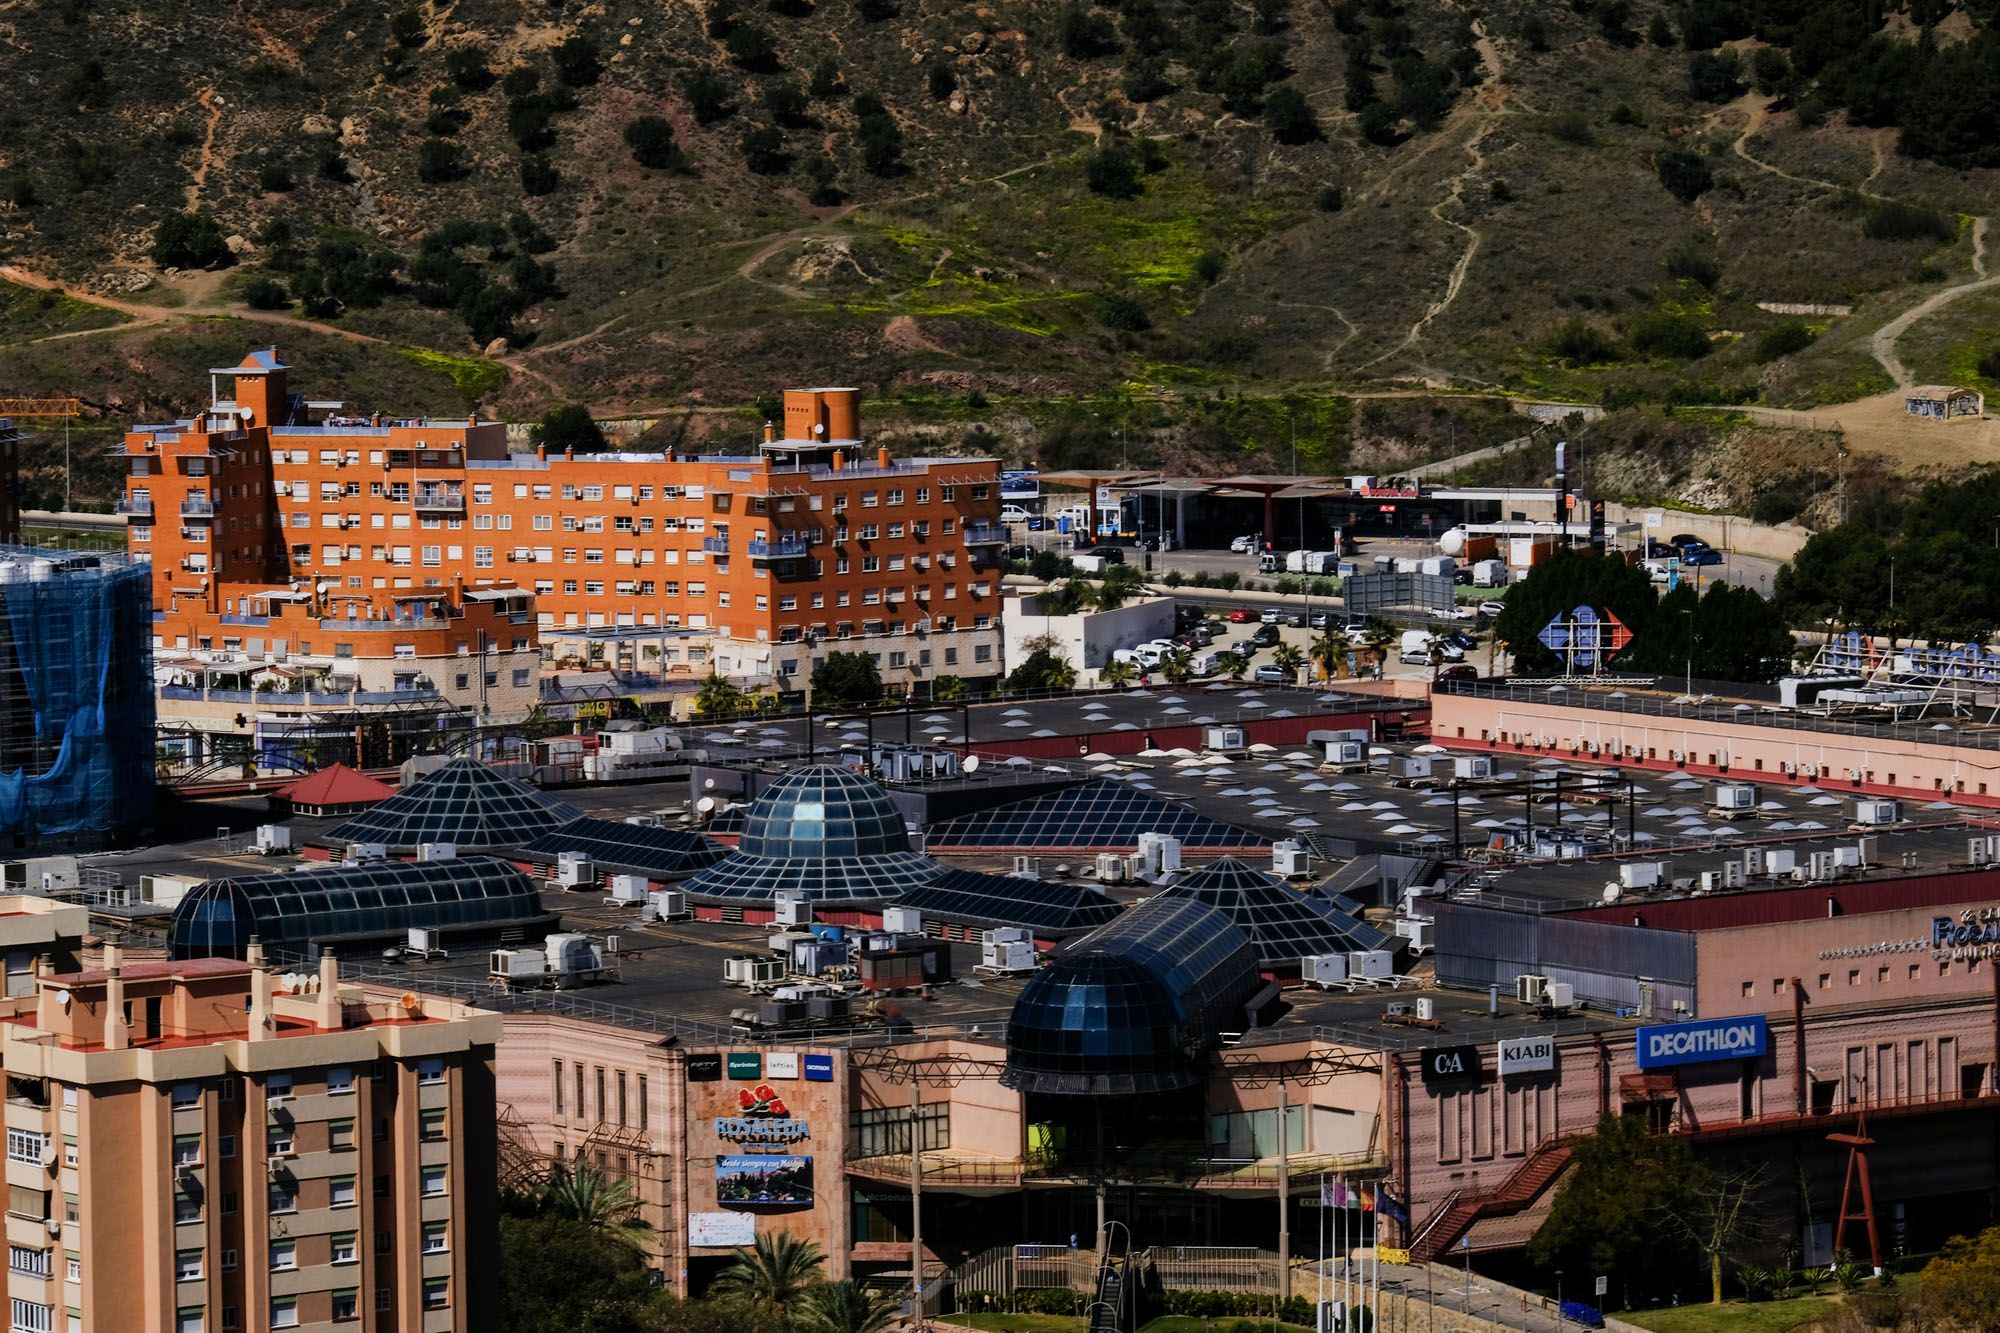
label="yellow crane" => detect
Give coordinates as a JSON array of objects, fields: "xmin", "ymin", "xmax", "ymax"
[{"xmin": 0, "ymin": 398, "xmax": 85, "ymax": 512}]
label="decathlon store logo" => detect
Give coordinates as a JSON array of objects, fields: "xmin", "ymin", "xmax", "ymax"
[{"xmin": 1634, "ymin": 1014, "xmax": 1769, "ymax": 1070}]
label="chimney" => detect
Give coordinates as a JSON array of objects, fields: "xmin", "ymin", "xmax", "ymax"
[
  {"xmin": 103, "ymin": 942, "xmax": 128, "ymax": 1052},
  {"xmin": 564, "ymin": 446, "xmax": 574, "ymax": 461},
  {"xmin": 536, "ymin": 444, "xmax": 547, "ymax": 461},
  {"xmin": 832, "ymin": 450, "xmax": 844, "ymax": 473},
  {"xmin": 316, "ymin": 950, "xmax": 343, "ymax": 1030},
  {"xmin": 249, "ymin": 959, "xmax": 274, "ymax": 1042},
  {"xmin": 763, "ymin": 421, "xmax": 777, "ymax": 444},
  {"xmin": 877, "ymin": 447, "xmax": 891, "ymax": 469}
]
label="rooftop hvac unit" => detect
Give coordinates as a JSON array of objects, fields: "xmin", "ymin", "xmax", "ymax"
[
  {"xmin": 746, "ymin": 957, "xmax": 784, "ymax": 985},
  {"xmin": 1389, "ymin": 755, "xmax": 1434, "ymax": 782},
  {"xmin": 416, "ymin": 842, "xmax": 456, "ymax": 862},
  {"xmin": 1327, "ymin": 740, "xmax": 1367, "ymax": 769},
  {"xmin": 724, "ymin": 955, "xmax": 759, "ymax": 984},
  {"xmin": 1697, "ymin": 871, "xmax": 1721, "ymax": 894},
  {"xmin": 1545, "ymin": 982, "xmax": 1576, "ymax": 1011},
  {"xmin": 1833, "ymin": 845, "xmax": 1863, "ymax": 869},
  {"xmin": 254, "ymin": 824, "xmax": 291, "ymax": 854},
  {"xmin": 1855, "ymin": 799, "xmax": 1900, "ymax": 826},
  {"xmin": 648, "ymin": 889, "xmax": 687, "ymax": 919},
  {"xmin": 1809, "ymin": 850, "xmax": 1838, "ymax": 881},
  {"xmin": 1712, "ymin": 783, "xmax": 1756, "ymax": 811},
  {"xmin": 882, "ymin": 907, "xmax": 924, "ymax": 934},
  {"xmin": 554, "ymin": 853, "xmax": 595, "ymax": 888},
  {"xmin": 1350, "ymin": 949, "xmax": 1394, "ymax": 980},
  {"xmin": 1721, "ymin": 861, "xmax": 1746, "ymax": 889},
  {"xmin": 1303, "ymin": 953, "xmax": 1349, "ymax": 986},
  {"xmin": 347, "ymin": 842, "xmax": 387, "ymax": 863},
  {"xmin": 1618, "ymin": 861, "xmax": 1664, "ymax": 891},
  {"xmin": 1398, "ymin": 917, "xmax": 1435, "ymax": 952},
  {"xmin": 606, "ymin": 875, "xmax": 647, "ymax": 904},
  {"xmin": 544, "ymin": 933, "xmax": 600, "ymax": 977},
  {"xmin": 1764, "ymin": 849, "xmax": 1798, "ymax": 876},
  {"xmin": 1205, "ymin": 725, "xmax": 1247, "ymax": 753},
  {"xmin": 1096, "ymin": 853, "xmax": 1132, "ymax": 884},
  {"xmin": 1453, "ymin": 755, "xmax": 1494, "ymax": 780},
  {"xmin": 1137, "ymin": 832, "xmax": 1183, "ymax": 875},
  {"xmin": 1272, "ymin": 840, "xmax": 1312, "ymax": 878},
  {"xmin": 1517, "ymin": 973, "xmax": 1549, "ymax": 1004},
  {"xmin": 981, "ymin": 939, "xmax": 1036, "ymax": 972},
  {"xmin": 775, "ymin": 893, "xmax": 812, "ymax": 927},
  {"xmin": 489, "ymin": 949, "xmax": 546, "ymax": 982},
  {"xmin": 983, "ymin": 927, "xmax": 1032, "ymax": 946},
  {"xmin": 1011, "ymin": 855, "xmax": 1043, "ymax": 878},
  {"xmin": 406, "ymin": 927, "xmax": 442, "ymax": 956},
  {"xmin": 1414, "ymin": 996, "xmax": 1437, "ymax": 1021}
]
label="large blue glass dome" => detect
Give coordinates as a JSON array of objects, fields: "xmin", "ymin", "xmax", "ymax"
[
  {"xmin": 682, "ymin": 764, "xmax": 943, "ymax": 904},
  {"xmin": 1003, "ymin": 897, "xmax": 1262, "ymax": 1096}
]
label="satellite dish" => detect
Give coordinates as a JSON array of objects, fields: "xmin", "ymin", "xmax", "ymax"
[
  {"xmin": 963, "ymin": 755, "xmax": 980, "ymax": 773},
  {"xmin": 696, "ymin": 796, "xmax": 716, "ymax": 814},
  {"xmin": 239, "ymin": 406, "xmax": 254, "ymax": 423},
  {"xmin": 703, "ymin": 778, "xmax": 716, "ymax": 791},
  {"xmin": 53, "ymin": 989, "xmax": 70, "ymax": 1009}
]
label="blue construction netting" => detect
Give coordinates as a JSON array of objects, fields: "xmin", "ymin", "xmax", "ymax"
[{"xmin": 0, "ymin": 546, "xmax": 156, "ymax": 847}]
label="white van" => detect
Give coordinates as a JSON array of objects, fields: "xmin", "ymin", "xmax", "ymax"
[{"xmin": 1001, "ymin": 505, "xmax": 1031, "ymax": 523}]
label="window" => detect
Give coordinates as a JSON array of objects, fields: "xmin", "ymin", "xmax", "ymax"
[
  {"xmin": 331, "ymin": 1233, "xmax": 357, "ymax": 1266},
  {"xmin": 270, "ymin": 1241, "xmax": 297, "ymax": 1271},
  {"xmin": 332, "ymin": 1290, "xmax": 357, "ymax": 1322},
  {"xmin": 419, "ymin": 1110, "xmax": 447, "ymax": 1143},
  {"xmin": 265, "ymin": 1074, "xmax": 291, "ymax": 1105},
  {"xmin": 176, "ymin": 1311, "xmax": 202, "ymax": 1333},
  {"xmin": 637, "ymin": 1076, "xmax": 648, "ymax": 1132},
  {"xmin": 270, "ymin": 1297, "xmax": 298, "ymax": 1329},
  {"xmin": 423, "ymin": 1279, "xmax": 450, "ymax": 1311},
  {"xmin": 174, "ymin": 1249, "xmax": 201, "ymax": 1281},
  {"xmin": 218, "ymin": 1135, "xmax": 235, "ymax": 1160},
  {"xmin": 8, "ymin": 1247, "xmax": 48, "ymax": 1278},
  {"xmin": 329, "ymin": 1176, "xmax": 357, "ymax": 1208},
  {"xmin": 10, "ymin": 1301, "xmax": 51, "ymax": 1333},
  {"xmin": 376, "ymin": 1289, "xmax": 391, "ymax": 1313},
  {"xmin": 418, "ymin": 1056, "xmax": 445, "ymax": 1084},
  {"xmin": 7, "ymin": 1130, "xmax": 47, "ymax": 1166},
  {"xmin": 173, "ymin": 1191, "xmax": 200, "ymax": 1224},
  {"xmin": 553, "ymin": 1060, "xmax": 564, "ymax": 1115},
  {"xmin": 266, "ymin": 1126, "xmax": 293, "ymax": 1157},
  {"xmin": 326, "ymin": 1066, "xmax": 354, "ymax": 1096},
  {"xmin": 420, "ymin": 1167, "xmax": 447, "ymax": 1198},
  {"xmin": 267, "ymin": 1181, "xmax": 297, "ymax": 1215},
  {"xmin": 422, "ymin": 1222, "xmax": 448, "ymax": 1254},
  {"xmin": 220, "ymin": 1250, "xmax": 236, "ymax": 1272},
  {"xmin": 330, "ymin": 1120, "xmax": 356, "ymax": 1151}
]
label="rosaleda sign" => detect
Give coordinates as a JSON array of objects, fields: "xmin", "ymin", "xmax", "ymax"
[
  {"xmin": 714, "ymin": 1083, "xmax": 811, "ymax": 1147},
  {"xmin": 1933, "ymin": 909, "xmax": 2000, "ymax": 959},
  {"xmin": 1634, "ymin": 1015, "xmax": 1768, "ymax": 1070}
]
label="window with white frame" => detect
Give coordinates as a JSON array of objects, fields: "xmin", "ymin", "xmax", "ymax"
[{"xmin": 6, "ymin": 1131, "xmax": 46, "ymax": 1166}]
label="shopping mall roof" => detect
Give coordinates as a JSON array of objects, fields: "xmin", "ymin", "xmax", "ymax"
[
  {"xmin": 516, "ymin": 818, "xmax": 726, "ymax": 880},
  {"xmin": 680, "ymin": 765, "xmax": 942, "ymax": 904},
  {"xmin": 321, "ymin": 756, "xmax": 582, "ymax": 852},
  {"xmin": 894, "ymin": 869, "xmax": 1124, "ymax": 938},
  {"xmin": 271, "ymin": 763, "xmax": 396, "ymax": 816},
  {"xmin": 924, "ymin": 778, "xmax": 1270, "ymax": 855},
  {"xmin": 1155, "ymin": 856, "xmax": 1389, "ymax": 966}
]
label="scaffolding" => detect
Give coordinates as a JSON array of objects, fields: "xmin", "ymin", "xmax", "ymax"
[
  {"xmin": 0, "ymin": 544, "xmax": 156, "ymax": 849},
  {"xmin": 1801, "ymin": 630, "xmax": 2000, "ymax": 724}
]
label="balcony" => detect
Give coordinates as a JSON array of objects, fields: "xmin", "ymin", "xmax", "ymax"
[
  {"xmin": 748, "ymin": 534, "xmax": 810, "ymax": 560},
  {"xmin": 116, "ymin": 496, "xmax": 153, "ymax": 517},
  {"xmin": 702, "ymin": 535, "xmax": 730, "ymax": 554},
  {"xmin": 179, "ymin": 497, "xmax": 215, "ymax": 518},
  {"xmin": 962, "ymin": 523, "xmax": 1006, "ymax": 545},
  {"xmin": 413, "ymin": 491, "xmax": 464, "ymax": 514}
]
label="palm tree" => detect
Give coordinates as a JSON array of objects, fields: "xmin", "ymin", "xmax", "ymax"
[
  {"xmin": 1218, "ymin": 650, "xmax": 1249, "ymax": 681},
  {"xmin": 1100, "ymin": 658, "xmax": 1138, "ymax": 690},
  {"xmin": 1270, "ymin": 642, "xmax": 1305, "ymax": 682},
  {"xmin": 1160, "ymin": 648, "xmax": 1195, "ymax": 685},
  {"xmin": 934, "ymin": 674, "xmax": 968, "ymax": 701},
  {"xmin": 711, "ymin": 1231, "xmax": 827, "ymax": 1305},
  {"xmin": 1310, "ymin": 628, "xmax": 1352, "ymax": 682},
  {"xmin": 805, "ymin": 1280, "xmax": 898, "ymax": 1333},
  {"xmin": 1091, "ymin": 580, "xmax": 1130, "ymax": 612},
  {"xmin": 538, "ymin": 1160, "xmax": 648, "ymax": 1247},
  {"xmin": 1362, "ymin": 619, "xmax": 1397, "ymax": 675}
]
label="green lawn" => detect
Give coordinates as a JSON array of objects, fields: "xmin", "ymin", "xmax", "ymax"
[
  {"xmin": 1611, "ymin": 1293, "xmax": 1837, "ymax": 1333},
  {"xmin": 954, "ymin": 1316, "xmax": 1087, "ymax": 1333},
  {"xmin": 1140, "ymin": 1319, "xmax": 1315, "ymax": 1333}
]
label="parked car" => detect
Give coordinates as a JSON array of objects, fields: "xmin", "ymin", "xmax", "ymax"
[
  {"xmin": 1668, "ymin": 533, "xmax": 1704, "ymax": 549},
  {"xmin": 1438, "ymin": 664, "xmax": 1479, "ymax": 683},
  {"xmin": 1310, "ymin": 611, "xmax": 1332, "ymax": 629},
  {"xmin": 1259, "ymin": 608, "xmax": 1284, "ymax": 624},
  {"xmin": 1285, "ymin": 611, "xmax": 1308, "ymax": 627},
  {"xmin": 1681, "ymin": 545, "xmax": 1723, "ymax": 566},
  {"xmin": 1203, "ymin": 618, "xmax": 1228, "ymax": 636},
  {"xmin": 1229, "ymin": 534, "xmax": 1258, "ymax": 553},
  {"xmin": 1444, "ymin": 630, "xmax": 1477, "ymax": 651},
  {"xmin": 1251, "ymin": 624, "xmax": 1281, "ymax": 647},
  {"xmin": 1253, "ymin": 664, "xmax": 1292, "ymax": 684},
  {"xmin": 1477, "ymin": 600, "xmax": 1507, "ymax": 616},
  {"xmin": 1445, "ymin": 605, "xmax": 1480, "ymax": 620},
  {"xmin": 1341, "ymin": 620, "xmax": 1369, "ymax": 637},
  {"xmin": 1001, "ymin": 505, "xmax": 1032, "ymax": 523},
  {"xmin": 1228, "ymin": 607, "xmax": 1257, "ymax": 623},
  {"xmin": 1004, "ymin": 544, "xmax": 1034, "ymax": 562},
  {"xmin": 1230, "ymin": 638, "xmax": 1258, "ymax": 657}
]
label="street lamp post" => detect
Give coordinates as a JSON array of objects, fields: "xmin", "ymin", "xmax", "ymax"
[{"xmin": 1556, "ymin": 1270, "xmax": 1565, "ymax": 1329}]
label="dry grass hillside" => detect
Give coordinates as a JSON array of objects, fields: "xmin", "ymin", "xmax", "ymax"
[{"xmin": 3, "ymin": 0, "xmax": 1999, "ymax": 507}]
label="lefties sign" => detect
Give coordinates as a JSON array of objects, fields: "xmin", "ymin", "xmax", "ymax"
[{"xmin": 1634, "ymin": 1015, "xmax": 1768, "ymax": 1070}]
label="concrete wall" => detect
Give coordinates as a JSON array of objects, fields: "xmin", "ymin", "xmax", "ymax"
[
  {"xmin": 1602, "ymin": 502, "xmax": 1811, "ymax": 561},
  {"xmin": 1001, "ymin": 594, "xmax": 1176, "ymax": 681}
]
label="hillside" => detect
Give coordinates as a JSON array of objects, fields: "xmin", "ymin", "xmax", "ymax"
[{"xmin": 3, "ymin": 0, "xmax": 2000, "ymax": 505}]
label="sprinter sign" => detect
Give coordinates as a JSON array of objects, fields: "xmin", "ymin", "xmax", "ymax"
[{"xmin": 1634, "ymin": 1015, "xmax": 1768, "ymax": 1070}]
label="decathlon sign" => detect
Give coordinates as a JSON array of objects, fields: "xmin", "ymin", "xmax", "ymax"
[{"xmin": 1634, "ymin": 1015, "xmax": 1768, "ymax": 1070}]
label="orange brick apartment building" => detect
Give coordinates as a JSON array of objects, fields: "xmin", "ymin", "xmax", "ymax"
[{"xmin": 124, "ymin": 351, "xmax": 1008, "ymax": 700}]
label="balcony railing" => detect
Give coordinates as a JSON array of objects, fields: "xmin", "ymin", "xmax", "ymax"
[
  {"xmin": 413, "ymin": 492, "xmax": 464, "ymax": 513},
  {"xmin": 748, "ymin": 535, "xmax": 810, "ymax": 559},
  {"xmin": 179, "ymin": 497, "xmax": 215, "ymax": 518},
  {"xmin": 702, "ymin": 535, "xmax": 730, "ymax": 554},
  {"xmin": 116, "ymin": 497, "xmax": 153, "ymax": 517},
  {"xmin": 963, "ymin": 523, "xmax": 1006, "ymax": 545}
]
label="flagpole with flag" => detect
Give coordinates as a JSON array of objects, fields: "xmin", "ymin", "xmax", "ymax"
[{"xmin": 1318, "ymin": 1175, "xmax": 1331, "ymax": 1333}]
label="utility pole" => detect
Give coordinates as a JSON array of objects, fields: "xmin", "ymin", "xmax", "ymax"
[{"xmin": 910, "ymin": 1077, "xmax": 926, "ymax": 1320}]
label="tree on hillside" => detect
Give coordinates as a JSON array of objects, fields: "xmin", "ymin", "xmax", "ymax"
[
  {"xmin": 1915, "ymin": 1227, "xmax": 2000, "ymax": 1328},
  {"xmin": 811, "ymin": 651, "xmax": 882, "ymax": 706},
  {"xmin": 710, "ymin": 1232, "xmax": 827, "ymax": 1306},
  {"xmin": 625, "ymin": 116, "xmax": 686, "ymax": 170},
  {"xmin": 1529, "ymin": 1113, "xmax": 1701, "ymax": 1307},
  {"xmin": 1263, "ymin": 84, "xmax": 1322, "ymax": 143},
  {"xmin": 151, "ymin": 212, "xmax": 231, "ymax": 269},
  {"xmin": 537, "ymin": 403, "xmax": 607, "ymax": 454}
]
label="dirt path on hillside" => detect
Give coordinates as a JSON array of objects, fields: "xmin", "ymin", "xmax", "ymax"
[
  {"xmin": 1869, "ymin": 216, "xmax": 1999, "ymax": 388},
  {"xmin": 184, "ymin": 89, "xmax": 224, "ymax": 212}
]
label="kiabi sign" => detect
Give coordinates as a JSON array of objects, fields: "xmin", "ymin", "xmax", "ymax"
[{"xmin": 1496, "ymin": 1034, "xmax": 1557, "ymax": 1076}]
